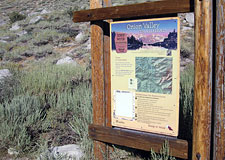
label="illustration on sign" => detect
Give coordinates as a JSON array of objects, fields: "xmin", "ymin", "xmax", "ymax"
[{"xmin": 110, "ymin": 17, "xmax": 180, "ymax": 136}]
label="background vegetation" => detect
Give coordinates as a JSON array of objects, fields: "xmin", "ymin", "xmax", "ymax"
[{"xmin": 0, "ymin": 62, "xmax": 194, "ymax": 159}]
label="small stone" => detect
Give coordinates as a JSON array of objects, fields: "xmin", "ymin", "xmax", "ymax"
[
  {"xmin": 182, "ymin": 26, "xmax": 192, "ymax": 31},
  {"xmin": 75, "ymin": 32, "xmax": 85, "ymax": 43},
  {"xmin": 0, "ymin": 36, "xmax": 12, "ymax": 42},
  {"xmin": 28, "ymin": 12, "xmax": 39, "ymax": 17},
  {"xmin": 40, "ymin": 9, "xmax": 51, "ymax": 15},
  {"xmin": 185, "ymin": 58, "xmax": 193, "ymax": 64},
  {"xmin": 29, "ymin": 16, "xmax": 43, "ymax": 24},
  {"xmin": 0, "ymin": 36, "xmax": 16, "ymax": 42},
  {"xmin": 0, "ymin": 40, "xmax": 7, "ymax": 43},
  {"xmin": 16, "ymin": 30, "xmax": 27, "ymax": 36},
  {"xmin": 185, "ymin": 13, "xmax": 194, "ymax": 27},
  {"xmin": 56, "ymin": 56, "xmax": 77, "ymax": 66},
  {"xmin": 8, "ymin": 148, "xmax": 19, "ymax": 156},
  {"xmin": 52, "ymin": 144, "xmax": 83, "ymax": 160},
  {"xmin": 0, "ymin": 19, "xmax": 6, "ymax": 27},
  {"xmin": 9, "ymin": 22, "xmax": 20, "ymax": 31}
]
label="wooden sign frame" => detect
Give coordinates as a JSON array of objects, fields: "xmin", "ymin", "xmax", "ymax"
[{"xmin": 73, "ymin": 0, "xmax": 224, "ymax": 159}]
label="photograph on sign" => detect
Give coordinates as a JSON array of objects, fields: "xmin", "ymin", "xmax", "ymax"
[{"xmin": 110, "ymin": 17, "xmax": 180, "ymax": 136}]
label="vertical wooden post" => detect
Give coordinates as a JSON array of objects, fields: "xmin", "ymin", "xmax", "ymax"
[
  {"xmin": 103, "ymin": 1, "xmax": 113, "ymax": 158},
  {"xmin": 213, "ymin": 0, "xmax": 225, "ymax": 159},
  {"xmin": 91, "ymin": 1, "xmax": 106, "ymax": 159},
  {"xmin": 91, "ymin": 0, "xmax": 112, "ymax": 159},
  {"xmin": 192, "ymin": 0, "xmax": 213, "ymax": 159},
  {"xmin": 103, "ymin": 0, "xmax": 112, "ymax": 128}
]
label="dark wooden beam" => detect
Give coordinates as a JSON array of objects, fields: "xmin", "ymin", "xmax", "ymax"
[
  {"xmin": 73, "ymin": 0, "xmax": 194, "ymax": 22},
  {"xmin": 89, "ymin": 124, "xmax": 188, "ymax": 159}
]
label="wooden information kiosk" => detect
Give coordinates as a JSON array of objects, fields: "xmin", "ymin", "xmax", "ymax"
[{"xmin": 73, "ymin": 0, "xmax": 224, "ymax": 159}]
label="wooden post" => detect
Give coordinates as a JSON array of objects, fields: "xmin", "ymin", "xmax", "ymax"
[
  {"xmin": 91, "ymin": 1, "xmax": 106, "ymax": 159},
  {"xmin": 192, "ymin": 0, "xmax": 213, "ymax": 159},
  {"xmin": 103, "ymin": 1, "xmax": 112, "ymax": 129},
  {"xmin": 213, "ymin": 0, "xmax": 225, "ymax": 159},
  {"xmin": 103, "ymin": 1, "xmax": 113, "ymax": 158},
  {"xmin": 91, "ymin": 0, "xmax": 112, "ymax": 159}
]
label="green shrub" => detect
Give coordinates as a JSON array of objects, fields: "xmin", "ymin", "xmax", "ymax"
[
  {"xmin": 0, "ymin": 61, "xmax": 92, "ymax": 156},
  {"xmin": 0, "ymin": 95, "xmax": 43, "ymax": 152},
  {"xmin": 9, "ymin": 12, "xmax": 26, "ymax": 23},
  {"xmin": 151, "ymin": 141, "xmax": 176, "ymax": 160},
  {"xmin": 31, "ymin": 29, "xmax": 68, "ymax": 46},
  {"xmin": 18, "ymin": 63, "xmax": 90, "ymax": 95},
  {"xmin": 69, "ymin": 84, "xmax": 93, "ymax": 159},
  {"xmin": 0, "ymin": 73, "xmax": 18, "ymax": 103},
  {"xmin": 180, "ymin": 30, "xmax": 194, "ymax": 59},
  {"xmin": 179, "ymin": 64, "xmax": 194, "ymax": 144},
  {"xmin": 3, "ymin": 50, "xmax": 24, "ymax": 62}
]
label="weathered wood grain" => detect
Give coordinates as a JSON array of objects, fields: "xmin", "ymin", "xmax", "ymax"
[
  {"xmin": 192, "ymin": 0, "xmax": 213, "ymax": 159},
  {"xmin": 103, "ymin": 21, "xmax": 111, "ymax": 128},
  {"xmin": 90, "ymin": 0, "xmax": 106, "ymax": 159},
  {"xmin": 73, "ymin": 0, "xmax": 194, "ymax": 22},
  {"xmin": 103, "ymin": 1, "xmax": 113, "ymax": 158},
  {"xmin": 91, "ymin": 1, "xmax": 112, "ymax": 159},
  {"xmin": 89, "ymin": 124, "xmax": 188, "ymax": 159},
  {"xmin": 213, "ymin": 0, "xmax": 225, "ymax": 159}
]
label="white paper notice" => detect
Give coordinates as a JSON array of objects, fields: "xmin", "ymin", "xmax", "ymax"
[{"xmin": 114, "ymin": 91, "xmax": 134, "ymax": 118}]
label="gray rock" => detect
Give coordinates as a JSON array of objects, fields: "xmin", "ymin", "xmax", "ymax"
[
  {"xmin": 0, "ymin": 36, "xmax": 11, "ymax": 42},
  {"xmin": 28, "ymin": 12, "xmax": 39, "ymax": 17},
  {"xmin": 0, "ymin": 35, "xmax": 16, "ymax": 42},
  {"xmin": 0, "ymin": 48, "xmax": 5, "ymax": 55},
  {"xmin": 8, "ymin": 147, "xmax": 19, "ymax": 156},
  {"xmin": 52, "ymin": 144, "xmax": 83, "ymax": 160},
  {"xmin": 184, "ymin": 58, "xmax": 193, "ymax": 64},
  {"xmin": 185, "ymin": 13, "xmax": 194, "ymax": 27},
  {"xmin": 29, "ymin": 16, "xmax": 43, "ymax": 24},
  {"xmin": 9, "ymin": 22, "xmax": 20, "ymax": 31},
  {"xmin": 56, "ymin": 56, "xmax": 77, "ymax": 65},
  {"xmin": 40, "ymin": 9, "xmax": 51, "ymax": 15},
  {"xmin": 16, "ymin": 30, "xmax": 27, "ymax": 36},
  {"xmin": 0, "ymin": 19, "xmax": 6, "ymax": 27},
  {"xmin": 75, "ymin": 32, "xmax": 85, "ymax": 43},
  {"xmin": 182, "ymin": 26, "xmax": 192, "ymax": 31},
  {"xmin": 0, "ymin": 40, "xmax": 7, "ymax": 43},
  {"xmin": 0, "ymin": 69, "xmax": 11, "ymax": 80}
]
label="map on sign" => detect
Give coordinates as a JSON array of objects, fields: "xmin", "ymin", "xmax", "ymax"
[
  {"xmin": 136, "ymin": 57, "xmax": 172, "ymax": 94},
  {"xmin": 110, "ymin": 17, "xmax": 180, "ymax": 136}
]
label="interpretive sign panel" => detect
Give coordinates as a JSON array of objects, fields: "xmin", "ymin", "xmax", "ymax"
[{"xmin": 110, "ymin": 17, "xmax": 180, "ymax": 136}]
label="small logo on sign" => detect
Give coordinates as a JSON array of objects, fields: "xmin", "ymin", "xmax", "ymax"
[{"xmin": 115, "ymin": 32, "xmax": 127, "ymax": 53}]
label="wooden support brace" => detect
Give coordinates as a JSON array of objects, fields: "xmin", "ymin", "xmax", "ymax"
[{"xmin": 89, "ymin": 124, "xmax": 188, "ymax": 159}]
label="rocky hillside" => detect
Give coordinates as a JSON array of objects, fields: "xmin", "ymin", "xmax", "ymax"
[
  {"xmin": 0, "ymin": 0, "xmax": 90, "ymax": 68},
  {"xmin": 0, "ymin": 0, "xmax": 194, "ymax": 70}
]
